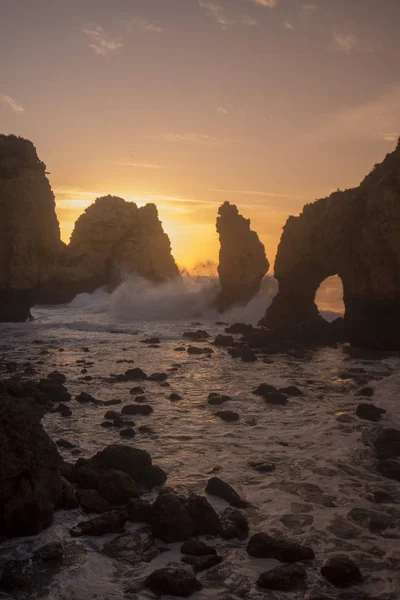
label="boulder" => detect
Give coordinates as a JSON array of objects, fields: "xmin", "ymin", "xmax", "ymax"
[
  {"xmin": 99, "ymin": 470, "xmax": 140, "ymax": 505},
  {"xmin": 184, "ymin": 493, "xmax": 222, "ymax": 536},
  {"xmin": 247, "ymin": 533, "xmax": 315, "ymax": 562},
  {"xmin": 181, "ymin": 539, "xmax": 217, "ymax": 556},
  {"xmin": 144, "ymin": 567, "xmax": 202, "ymax": 597},
  {"xmin": 374, "ymin": 428, "xmax": 400, "ymax": 459},
  {"xmin": 257, "ymin": 564, "xmax": 307, "ymax": 591},
  {"xmin": 150, "ymin": 492, "xmax": 195, "ymax": 542},
  {"xmin": 0, "ymin": 394, "xmax": 61, "ymax": 537},
  {"xmin": 356, "ymin": 403, "xmax": 386, "ymax": 422},
  {"xmin": 220, "ymin": 507, "xmax": 249, "ymax": 540},
  {"xmin": 215, "ymin": 410, "xmax": 239, "ymax": 422},
  {"xmin": 84, "ymin": 444, "xmax": 152, "ymax": 480},
  {"xmin": 213, "ymin": 334, "xmax": 234, "ymax": 347},
  {"xmin": 121, "ymin": 404, "xmax": 153, "ymax": 415},
  {"xmin": 103, "ymin": 529, "xmax": 160, "ymax": 565},
  {"xmin": 320, "ymin": 555, "xmax": 363, "ymax": 587},
  {"xmin": 70, "ymin": 510, "xmax": 126, "ymax": 537},
  {"xmin": 183, "ymin": 330, "xmax": 210, "ymax": 340},
  {"xmin": 205, "ymin": 477, "xmax": 247, "ymax": 508},
  {"xmin": 181, "ymin": 554, "xmax": 223, "ymax": 572},
  {"xmin": 78, "ymin": 489, "xmax": 110, "ymax": 513}
]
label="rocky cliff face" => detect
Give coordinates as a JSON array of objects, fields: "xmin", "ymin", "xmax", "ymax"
[
  {"xmin": 261, "ymin": 140, "xmax": 400, "ymax": 350},
  {"xmin": 0, "ymin": 135, "xmax": 180, "ymax": 317},
  {"xmin": 39, "ymin": 196, "xmax": 179, "ymax": 303},
  {"xmin": 216, "ymin": 202, "xmax": 269, "ymax": 312},
  {"xmin": 0, "ymin": 135, "xmax": 62, "ymax": 320}
]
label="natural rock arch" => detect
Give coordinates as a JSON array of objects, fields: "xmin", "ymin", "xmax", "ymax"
[
  {"xmin": 260, "ymin": 141, "xmax": 400, "ymax": 350},
  {"xmin": 315, "ymin": 275, "xmax": 345, "ymax": 318}
]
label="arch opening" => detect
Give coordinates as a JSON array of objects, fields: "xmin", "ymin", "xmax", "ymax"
[{"xmin": 315, "ymin": 275, "xmax": 345, "ymax": 321}]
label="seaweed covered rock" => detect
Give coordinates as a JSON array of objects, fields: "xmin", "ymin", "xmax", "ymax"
[
  {"xmin": 0, "ymin": 394, "xmax": 61, "ymax": 537},
  {"xmin": 215, "ymin": 202, "xmax": 269, "ymax": 312}
]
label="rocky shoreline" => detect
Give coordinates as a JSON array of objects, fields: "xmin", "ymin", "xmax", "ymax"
[{"xmin": 0, "ymin": 320, "xmax": 399, "ymax": 599}]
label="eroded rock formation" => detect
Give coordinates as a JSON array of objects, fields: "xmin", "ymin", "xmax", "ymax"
[
  {"xmin": 0, "ymin": 135, "xmax": 179, "ymax": 318},
  {"xmin": 261, "ymin": 140, "xmax": 400, "ymax": 350},
  {"xmin": 40, "ymin": 196, "xmax": 179, "ymax": 303},
  {"xmin": 216, "ymin": 202, "xmax": 269, "ymax": 312},
  {"xmin": 0, "ymin": 394, "xmax": 61, "ymax": 537},
  {"xmin": 0, "ymin": 135, "xmax": 62, "ymax": 320}
]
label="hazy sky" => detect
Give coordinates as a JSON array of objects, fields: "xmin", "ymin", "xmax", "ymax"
[{"xmin": 1, "ymin": 0, "xmax": 399, "ymax": 268}]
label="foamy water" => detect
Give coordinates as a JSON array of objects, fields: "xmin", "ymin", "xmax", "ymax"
[{"xmin": 0, "ymin": 277, "xmax": 398, "ymax": 600}]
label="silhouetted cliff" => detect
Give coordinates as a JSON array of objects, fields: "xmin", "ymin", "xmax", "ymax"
[
  {"xmin": 261, "ymin": 140, "xmax": 400, "ymax": 350},
  {"xmin": 0, "ymin": 136, "xmax": 179, "ymax": 319},
  {"xmin": 39, "ymin": 196, "xmax": 179, "ymax": 303},
  {"xmin": 216, "ymin": 202, "xmax": 269, "ymax": 312},
  {"xmin": 0, "ymin": 135, "xmax": 62, "ymax": 321}
]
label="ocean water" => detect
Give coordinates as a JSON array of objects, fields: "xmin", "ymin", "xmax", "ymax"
[{"xmin": 0, "ymin": 277, "xmax": 399, "ymax": 600}]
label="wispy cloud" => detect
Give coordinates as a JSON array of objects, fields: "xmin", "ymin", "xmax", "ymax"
[
  {"xmin": 147, "ymin": 132, "xmax": 233, "ymax": 143},
  {"xmin": 199, "ymin": 1, "xmax": 260, "ymax": 28},
  {"xmin": 148, "ymin": 194, "xmax": 218, "ymax": 206},
  {"xmin": 111, "ymin": 162, "xmax": 166, "ymax": 169},
  {"xmin": 0, "ymin": 93, "xmax": 25, "ymax": 114},
  {"xmin": 333, "ymin": 32, "xmax": 357, "ymax": 54},
  {"xmin": 217, "ymin": 106, "xmax": 228, "ymax": 115},
  {"xmin": 302, "ymin": 84, "xmax": 400, "ymax": 144},
  {"xmin": 250, "ymin": 0, "xmax": 277, "ymax": 7},
  {"xmin": 300, "ymin": 3, "xmax": 317, "ymax": 17},
  {"xmin": 83, "ymin": 25, "xmax": 123, "ymax": 58},
  {"xmin": 210, "ymin": 188, "xmax": 300, "ymax": 198},
  {"xmin": 238, "ymin": 15, "xmax": 258, "ymax": 26},
  {"xmin": 198, "ymin": 1, "xmax": 233, "ymax": 29},
  {"xmin": 127, "ymin": 18, "xmax": 163, "ymax": 33}
]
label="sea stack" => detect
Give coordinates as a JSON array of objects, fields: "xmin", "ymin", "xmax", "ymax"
[
  {"xmin": 260, "ymin": 140, "xmax": 400, "ymax": 350},
  {"xmin": 0, "ymin": 134, "xmax": 62, "ymax": 321},
  {"xmin": 40, "ymin": 196, "xmax": 180, "ymax": 303},
  {"xmin": 215, "ymin": 202, "xmax": 269, "ymax": 312}
]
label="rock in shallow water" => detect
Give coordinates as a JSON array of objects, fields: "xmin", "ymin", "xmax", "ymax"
[
  {"xmin": 356, "ymin": 403, "xmax": 386, "ymax": 422},
  {"xmin": 144, "ymin": 567, "xmax": 202, "ymax": 597},
  {"xmin": 181, "ymin": 539, "xmax": 217, "ymax": 556},
  {"xmin": 374, "ymin": 428, "xmax": 400, "ymax": 460},
  {"xmin": 320, "ymin": 555, "xmax": 363, "ymax": 587},
  {"xmin": 205, "ymin": 477, "xmax": 247, "ymax": 508},
  {"xmin": 70, "ymin": 510, "xmax": 126, "ymax": 537},
  {"xmin": 215, "ymin": 410, "xmax": 239, "ymax": 422},
  {"xmin": 150, "ymin": 492, "xmax": 195, "ymax": 542},
  {"xmin": 220, "ymin": 507, "xmax": 249, "ymax": 540},
  {"xmin": 103, "ymin": 529, "xmax": 160, "ymax": 565},
  {"xmin": 182, "ymin": 554, "xmax": 223, "ymax": 572},
  {"xmin": 184, "ymin": 492, "xmax": 222, "ymax": 535},
  {"xmin": 257, "ymin": 564, "xmax": 307, "ymax": 591},
  {"xmin": 247, "ymin": 533, "xmax": 315, "ymax": 562}
]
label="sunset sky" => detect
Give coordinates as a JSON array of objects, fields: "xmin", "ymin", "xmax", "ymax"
[{"xmin": 1, "ymin": 0, "xmax": 399, "ymax": 269}]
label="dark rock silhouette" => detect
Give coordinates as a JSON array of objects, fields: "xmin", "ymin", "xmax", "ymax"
[
  {"xmin": 0, "ymin": 135, "xmax": 179, "ymax": 319},
  {"xmin": 260, "ymin": 140, "xmax": 400, "ymax": 350},
  {"xmin": 0, "ymin": 135, "xmax": 62, "ymax": 321},
  {"xmin": 215, "ymin": 202, "xmax": 269, "ymax": 312},
  {"xmin": 0, "ymin": 394, "xmax": 61, "ymax": 537},
  {"xmin": 39, "ymin": 196, "xmax": 179, "ymax": 303}
]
